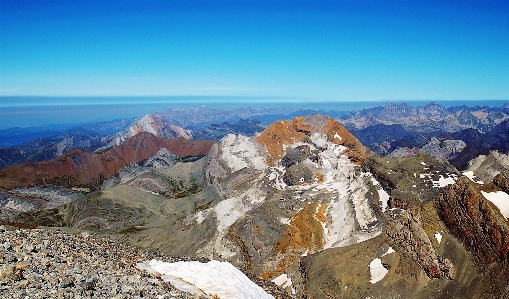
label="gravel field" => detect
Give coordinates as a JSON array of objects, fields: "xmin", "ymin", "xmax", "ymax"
[{"xmin": 0, "ymin": 225, "xmax": 287, "ymax": 299}]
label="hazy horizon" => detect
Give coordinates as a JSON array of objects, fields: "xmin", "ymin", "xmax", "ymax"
[{"xmin": 0, "ymin": 96, "xmax": 508, "ymax": 130}]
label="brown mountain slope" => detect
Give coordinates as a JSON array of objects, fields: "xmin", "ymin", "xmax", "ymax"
[{"xmin": 0, "ymin": 132, "xmax": 215, "ymax": 190}]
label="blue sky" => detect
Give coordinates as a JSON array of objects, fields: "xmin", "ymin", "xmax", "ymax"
[{"xmin": 1, "ymin": 0, "xmax": 508, "ymax": 102}]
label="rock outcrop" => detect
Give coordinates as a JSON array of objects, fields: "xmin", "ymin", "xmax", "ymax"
[
  {"xmin": 385, "ymin": 208, "xmax": 455, "ymax": 279},
  {"xmin": 465, "ymin": 151, "xmax": 509, "ymax": 183},
  {"xmin": 437, "ymin": 176, "xmax": 509, "ymax": 267},
  {"xmin": 494, "ymin": 170, "xmax": 509, "ymax": 194},
  {"xmin": 363, "ymin": 153, "xmax": 460, "ymax": 209}
]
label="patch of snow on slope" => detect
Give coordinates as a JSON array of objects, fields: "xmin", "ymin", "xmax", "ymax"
[
  {"xmin": 214, "ymin": 188, "xmax": 265, "ymax": 232},
  {"xmin": 481, "ymin": 191, "xmax": 509, "ymax": 219},
  {"xmin": 369, "ymin": 258, "xmax": 388, "ymax": 284},
  {"xmin": 191, "ymin": 209, "xmax": 212, "ymax": 225},
  {"xmin": 383, "ymin": 247, "xmax": 395, "ymax": 256},
  {"xmin": 137, "ymin": 260, "xmax": 274, "ymax": 299},
  {"xmin": 463, "ymin": 171, "xmax": 484, "ymax": 184},
  {"xmin": 435, "ymin": 232, "xmax": 442, "ymax": 244},
  {"xmin": 351, "ymin": 180, "xmax": 378, "ymax": 229},
  {"xmin": 371, "ymin": 177, "xmax": 390, "ymax": 212},
  {"xmin": 309, "ymin": 133, "xmax": 329, "ymax": 148},
  {"xmin": 266, "ymin": 165, "xmax": 287, "ymax": 190},
  {"xmin": 316, "ymin": 166, "xmax": 381, "ymax": 249},
  {"xmin": 419, "ymin": 173, "xmax": 458, "ymax": 188},
  {"xmin": 220, "ymin": 134, "xmax": 267, "ymax": 173},
  {"xmin": 137, "ymin": 114, "xmax": 159, "ymax": 135},
  {"xmin": 314, "ymin": 202, "xmax": 329, "ymax": 237},
  {"xmin": 432, "ymin": 174, "xmax": 457, "ymax": 187},
  {"xmin": 271, "ymin": 273, "xmax": 295, "ymax": 294},
  {"xmin": 305, "ymin": 133, "xmax": 347, "ymax": 168}
]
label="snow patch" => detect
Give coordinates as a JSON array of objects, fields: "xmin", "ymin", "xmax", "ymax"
[
  {"xmin": 462, "ymin": 171, "xmax": 484, "ymax": 184},
  {"xmin": 369, "ymin": 258, "xmax": 388, "ymax": 284},
  {"xmin": 309, "ymin": 133, "xmax": 329, "ymax": 149},
  {"xmin": 280, "ymin": 217, "xmax": 291, "ymax": 225},
  {"xmin": 432, "ymin": 175, "xmax": 456, "ymax": 188},
  {"xmin": 193, "ymin": 210, "xmax": 211, "ymax": 225},
  {"xmin": 137, "ymin": 260, "xmax": 274, "ymax": 299},
  {"xmin": 481, "ymin": 191, "xmax": 509, "ymax": 219},
  {"xmin": 214, "ymin": 188, "xmax": 266, "ymax": 232},
  {"xmin": 382, "ymin": 247, "xmax": 395, "ymax": 256},
  {"xmin": 318, "ymin": 169, "xmax": 381, "ymax": 249},
  {"xmin": 420, "ymin": 173, "xmax": 458, "ymax": 188},
  {"xmin": 435, "ymin": 232, "xmax": 442, "ymax": 244},
  {"xmin": 266, "ymin": 165, "xmax": 287, "ymax": 190},
  {"xmin": 371, "ymin": 177, "xmax": 389, "ymax": 212},
  {"xmin": 271, "ymin": 273, "xmax": 293, "ymax": 289}
]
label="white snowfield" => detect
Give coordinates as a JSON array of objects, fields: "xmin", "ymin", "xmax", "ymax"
[
  {"xmin": 481, "ymin": 191, "xmax": 509, "ymax": 219},
  {"xmin": 136, "ymin": 260, "xmax": 274, "ymax": 299},
  {"xmin": 288, "ymin": 133, "xmax": 382, "ymax": 249}
]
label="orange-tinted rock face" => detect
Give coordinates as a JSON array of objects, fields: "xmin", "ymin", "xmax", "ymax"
[
  {"xmin": 320, "ymin": 117, "xmax": 371, "ymax": 164},
  {"xmin": 255, "ymin": 117, "xmax": 310, "ymax": 165},
  {"xmin": 256, "ymin": 114, "xmax": 371, "ymax": 165},
  {"xmin": 0, "ymin": 132, "xmax": 215, "ymax": 190},
  {"xmin": 259, "ymin": 202, "xmax": 328, "ymax": 279}
]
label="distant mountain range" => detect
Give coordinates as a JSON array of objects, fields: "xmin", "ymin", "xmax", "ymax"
[{"xmin": 2, "ymin": 112, "xmax": 509, "ymax": 298}]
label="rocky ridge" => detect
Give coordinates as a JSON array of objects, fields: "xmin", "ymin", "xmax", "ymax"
[
  {"xmin": 0, "ymin": 133, "xmax": 215, "ymax": 191},
  {"xmin": 437, "ymin": 176, "xmax": 509, "ymax": 289}
]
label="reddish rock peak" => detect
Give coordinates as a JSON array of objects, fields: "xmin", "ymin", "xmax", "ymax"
[
  {"xmin": 255, "ymin": 114, "xmax": 371, "ymax": 165},
  {"xmin": 0, "ymin": 132, "xmax": 215, "ymax": 191}
]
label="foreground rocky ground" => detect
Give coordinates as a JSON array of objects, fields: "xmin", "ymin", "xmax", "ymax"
[{"xmin": 0, "ymin": 225, "xmax": 285, "ymax": 299}]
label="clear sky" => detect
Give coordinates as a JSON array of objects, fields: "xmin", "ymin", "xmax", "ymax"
[{"xmin": 1, "ymin": 0, "xmax": 508, "ymax": 102}]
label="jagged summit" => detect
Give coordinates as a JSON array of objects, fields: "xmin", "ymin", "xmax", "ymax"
[{"xmin": 256, "ymin": 114, "xmax": 371, "ymax": 165}]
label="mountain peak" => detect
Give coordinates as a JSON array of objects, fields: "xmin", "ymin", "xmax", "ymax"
[
  {"xmin": 107, "ymin": 114, "xmax": 192, "ymax": 148},
  {"xmin": 256, "ymin": 114, "xmax": 370, "ymax": 165}
]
